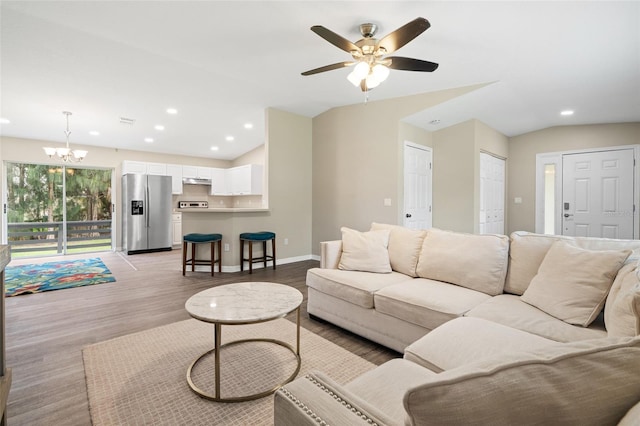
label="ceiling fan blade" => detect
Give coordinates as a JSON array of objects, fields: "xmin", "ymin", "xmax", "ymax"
[
  {"xmin": 387, "ymin": 56, "xmax": 439, "ymax": 72},
  {"xmin": 377, "ymin": 17, "xmax": 431, "ymax": 54},
  {"xmin": 311, "ymin": 25, "xmax": 361, "ymax": 54},
  {"xmin": 301, "ymin": 61, "xmax": 354, "ymax": 76}
]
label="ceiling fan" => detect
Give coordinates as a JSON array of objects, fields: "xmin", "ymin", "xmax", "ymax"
[{"xmin": 301, "ymin": 17, "xmax": 439, "ymax": 92}]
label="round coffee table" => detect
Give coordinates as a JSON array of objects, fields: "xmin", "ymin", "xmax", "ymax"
[{"xmin": 185, "ymin": 282, "xmax": 303, "ymax": 402}]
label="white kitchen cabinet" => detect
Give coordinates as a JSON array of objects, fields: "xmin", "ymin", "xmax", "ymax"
[
  {"xmin": 146, "ymin": 162, "xmax": 167, "ymax": 176},
  {"xmin": 182, "ymin": 166, "xmax": 212, "ymax": 179},
  {"xmin": 166, "ymin": 164, "xmax": 183, "ymax": 194},
  {"xmin": 210, "ymin": 168, "xmax": 227, "ymax": 195},
  {"xmin": 228, "ymin": 164, "xmax": 263, "ymax": 195},
  {"xmin": 122, "ymin": 160, "xmax": 147, "ymax": 175},
  {"xmin": 172, "ymin": 212, "xmax": 182, "ymax": 246}
]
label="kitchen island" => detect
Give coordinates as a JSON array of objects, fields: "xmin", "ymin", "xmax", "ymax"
[{"xmin": 179, "ymin": 208, "xmax": 273, "ymax": 272}]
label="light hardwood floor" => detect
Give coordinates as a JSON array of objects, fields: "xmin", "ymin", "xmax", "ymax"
[{"xmin": 4, "ymin": 250, "xmax": 398, "ymax": 425}]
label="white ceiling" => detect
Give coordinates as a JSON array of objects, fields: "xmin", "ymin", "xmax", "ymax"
[{"xmin": 1, "ymin": 1, "xmax": 639, "ymax": 160}]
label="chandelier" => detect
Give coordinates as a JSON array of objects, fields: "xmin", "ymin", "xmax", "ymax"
[{"xmin": 43, "ymin": 111, "xmax": 88, "ymax": 162}]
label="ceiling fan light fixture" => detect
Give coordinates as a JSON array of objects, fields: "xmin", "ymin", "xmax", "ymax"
[
  {"xmin": 372, "ymin": 64, "xmax": 390, "ymax": 82},
  {"xmin": 365, "ymin": 73, "xmax": 381, "ymax": 89},
  {"xmin": 347, "ymin": 70, "xmax": 362, "ymax": 87}
]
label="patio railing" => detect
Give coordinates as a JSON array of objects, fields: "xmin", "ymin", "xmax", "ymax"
[{"xmin": 7, "ymin": 220, "xmax": 112, "ymax": 255}]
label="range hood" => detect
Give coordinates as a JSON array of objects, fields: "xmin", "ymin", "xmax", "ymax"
[{"xmin": 182, "ymin": 177, "xmax": 211, "ymax": 185}]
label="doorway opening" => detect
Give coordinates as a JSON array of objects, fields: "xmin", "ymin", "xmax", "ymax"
[{"xmin": 4, "ymin": 162, "xmax": 114, "ymax": 258}]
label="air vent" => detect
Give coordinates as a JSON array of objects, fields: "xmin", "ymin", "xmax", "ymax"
[{"xmin": 119, "ymin": 117, "xmax": 136, "ymax": 125}]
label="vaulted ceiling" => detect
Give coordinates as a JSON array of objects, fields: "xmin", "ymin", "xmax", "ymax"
[{"xmin": 1, "ymin": 1, "xmax": 638, "ymax": 160}]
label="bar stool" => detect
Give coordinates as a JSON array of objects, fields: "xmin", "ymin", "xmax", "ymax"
[
  {"xmin": 182, "ymin": 233, "xmax": 222, "ymax": 276},
  {"xmin": 239, "ymin": 231, "xmax": 276, "ymax": 274}
]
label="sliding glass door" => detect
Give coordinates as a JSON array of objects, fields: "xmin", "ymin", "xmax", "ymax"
[{"xmin": 4, "ymin": 162, "xmax": 113, "ymax": 258}]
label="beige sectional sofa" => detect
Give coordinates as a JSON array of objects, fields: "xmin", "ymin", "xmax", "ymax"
[{"xmin": 274, "ymin": 224, "xmax": 640, "ymax": 425}]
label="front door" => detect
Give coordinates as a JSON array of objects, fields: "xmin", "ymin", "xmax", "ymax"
[
  {"xmin": 562, "ymin": 149, "xmax": 634, "ymax": 238},
  {"xmin": 403, "ymin": 143, "xmax": 432, "ymax": 229}
]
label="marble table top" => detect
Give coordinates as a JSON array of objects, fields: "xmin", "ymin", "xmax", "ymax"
[{"xmin": 185, "ymin": 282, "xmax": 303, "ymax": 324}]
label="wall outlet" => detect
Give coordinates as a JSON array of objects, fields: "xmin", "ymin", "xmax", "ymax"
[
  {"xmin": 224, "ymin": 243, "xmax": 230, "ymax": 252},
  {"xmin": 514, "ymin": 197, "xmax": 523, "ymax": 204},
  {"xmin": 284, "ymin": 238, "xmax": 289, "ymax": 245},
  {"xmin": 383, "ymin": 198, "xmax": 392, "ymax": 207}
]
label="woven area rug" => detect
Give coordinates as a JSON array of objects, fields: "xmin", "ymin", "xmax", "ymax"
[
  {"xmin": 5, "ymin": 257, "xmax": 116, "ymax": 296},
  {"xmin": 83, "ymin": 318, "xmax": 377, "ymax": 425}
]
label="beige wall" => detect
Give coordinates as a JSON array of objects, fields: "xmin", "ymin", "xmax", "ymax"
[
  {"xmin": 312, "ymin": 84, "xmax": 488, "ymax": 252},
  {"xmin": 430, "ymin": 119, "xmax": 509, "ymax": 233},
  {"xmin": 432, "ymin": 120, "xmax": 477, "ymax": 232},
  {"xmin": 507, "ymin": 122, "xmax": 640, "ymax": 233},
  {"xmin": 2, "ymin": 108, "xmax": 312, "ymax": 268}
]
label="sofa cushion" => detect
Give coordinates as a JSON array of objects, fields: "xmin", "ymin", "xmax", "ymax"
[
  {"xmin": 605, "ymin": 262, "xmax": 640, "ymax": 337},
  {"xmin": 345, "ymin": 359, "xmax": 436, "ymax": 422},
  {"xmin": 415, "ymin": 228, "xmax": 509, "ymax": 296},
  {"xmin": 465, "ymin": 294, "xmax": 607, "ymax": 342},
  {"xmin": 306, "ymin": 268, "xmax": 411, "ymax": 309},
  {"xmin": 521, "ymin": 241, "xmax": 631, "ymax": 327},
  {"xmin": 374, "ymin": 279, "xmax": 491, "ymax": 330},
  {"xmin": 338, "ymin": 227, "xmax": 391, "ymax": 273},
  {"xmin": 505, "ymin": 231, "xmax": 640, "ymax": 295},
  {"xmin": 404, "ymin": 336, "xmax": 640, "ymax": 426},
  {"xmin": 404, "ymin": 317, "xmax": 558, "ymax": 372},
  {"xmin": 370, "ymin": 223, "xmax": 427, "ymax": 277}
]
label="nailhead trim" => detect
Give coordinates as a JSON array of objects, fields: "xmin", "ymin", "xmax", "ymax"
[{"xmin": 278, "ymin": 374, "xmax": 379, "ymax": 426}]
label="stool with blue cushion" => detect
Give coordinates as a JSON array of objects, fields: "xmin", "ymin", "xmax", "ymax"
[
  {"xmin": 182, "ymin": 233, "xmax": 222, "ymax": 276},
  {"xmin": 239, "ymin": 231, "xmax": 276, "ymax": 274}
]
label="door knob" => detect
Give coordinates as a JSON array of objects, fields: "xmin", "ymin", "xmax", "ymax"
[
  {"xmin": 564, "ymin": 213, "xmax": 573, "ymax": 218},
  {"xmin": 406, "ymin": 213, "xmax": 412, "ymax": 218}
]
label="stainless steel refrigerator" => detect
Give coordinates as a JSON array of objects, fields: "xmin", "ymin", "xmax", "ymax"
[{"xmin": 122, "ymin": 174, "xmax": 173, "ymax": 254}]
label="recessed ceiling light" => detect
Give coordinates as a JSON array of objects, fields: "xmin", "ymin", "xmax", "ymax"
[
  {"xmin": 210, "ymin": 146, "xmax": 219, "ymax": 151},
  {"xmin": 0, "ymin": 118, "xmax": 10, "ymax": 124},
  {"xmin": 244, "ymin": 123, "xmax": 253, "ymax": 129},
  {"xmin": 89, "ymin": 131, "xmax": 100, "ymax": 136},
  {"xmin": 225, "ymin": 136, "xmax": 235, "ymax": 142},
  {"xmin": 144, "ymin": 137, "xmax": 154, "ymax": 143},
  {"xmin": 560, "ymin": 110, "xmax": 574, "ymax": 116},
  {"xmin": 154, "ymin": 125, "xmax": 165, "ymax": 131},
  {"xmin": 166, "ymin": 108, "xmax": 178, "ymax": 115}
]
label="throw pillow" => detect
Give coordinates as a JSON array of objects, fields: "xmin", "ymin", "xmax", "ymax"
[
  {"xmin": 370, "ymin": 223, "xmax": 427, "ymax": 277},
  {"xmin": 521, "ymin": 241, "xmax": 631, "ymax": 327},
  {"xmin": 338, "ymin": 227, "xmax": 391, "ymax": 273},
  {"xmin": 415, "ymin": 228, "xmax": 509, "ymax": 296},
  {"xmin": 404, "ymin": 336, "xmax": 640, "ymax": 426},
  {"xmin": 605, "ymin": 262, "xmax": 640, "ymax": 337}
]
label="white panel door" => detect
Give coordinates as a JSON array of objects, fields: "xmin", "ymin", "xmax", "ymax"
[
  {"xmin": 403, "ymin": 143, "xmax": 432, "ymax": 229},
  {"xmin": 479, "ymin": 153, "xmax": 505, "ymax": 234},
  {"xmin": 562, "ymin": 149, "xmax": 634, "ymax": 238}
]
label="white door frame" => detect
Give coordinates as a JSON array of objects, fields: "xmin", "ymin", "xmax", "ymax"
[
  {"xmin": 403, "ymin": 141, "xmax": 432, "ymax": 229},
  {"xmin": 535, "ymin": 145, "xmax": 639, "ymax": 239}
]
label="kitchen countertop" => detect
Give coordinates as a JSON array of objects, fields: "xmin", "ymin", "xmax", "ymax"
[{"xmin": 176, "ymin": 208, "xmax": 269, "ymax": 213}]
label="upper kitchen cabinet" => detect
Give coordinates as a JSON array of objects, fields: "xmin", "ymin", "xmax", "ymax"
[
  {"xmin": 166, "ymin": 164, "xmax": 183, "ymax": 194},
  {"xmin": 122, "ymin": 160, "xmax": 147, "ymax": 175},
  {"xmin": 182, "ymin": 166, "xmax": 213, "ymax": 179},
  {"xmin": 121, "ymin": 161, "xmax": 166, "ymax": 176},
  {"xmin": 228, "ymin": 164, "xmax": 263, "ymax": 195},
  {"xmin": 146, "ymin": 162, "xmax": 167, "ymax": 175},
  {"xmin": 210, "ymin": 168, "xmax": 227, "ymax": 195}
]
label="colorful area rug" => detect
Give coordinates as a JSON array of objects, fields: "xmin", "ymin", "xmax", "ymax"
[
  {"xmin": 5, "ymin": 257, "xmax": 116, "ymax": 297},
  {"xmin": 83, "ymin": 318, "xmax": 377, "ymax": 425}
]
